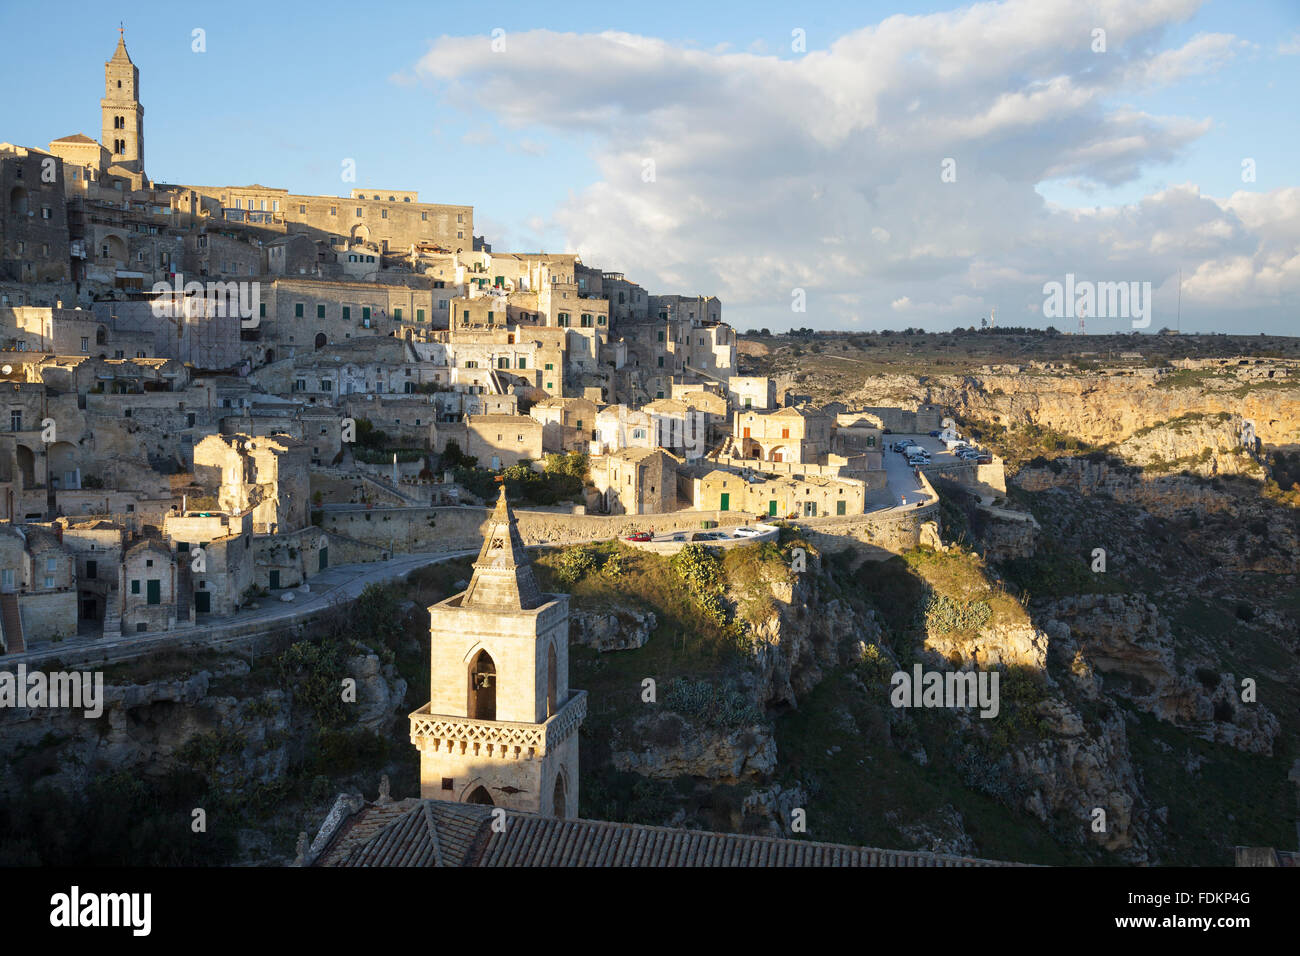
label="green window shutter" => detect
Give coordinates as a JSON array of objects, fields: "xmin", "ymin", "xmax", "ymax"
[
  {"xmin": 518, "ymin": 358, "xmax": 526, "ymax": 369},
  {"xmin": 131, "ymin": 579, "xmax": 140, "ymax": 595},
  {"xmin": 362, "ymin": 307, "xmax": 371, "ymax": 320},
  {"xmin": 394, "ymin": 308, "xmax": 402, "ymax": 320},
  {"xmin": 417, "ymin": 309, "xmax": 425, "ymax": 322},
  {"xmin": 295, "ymin": 303, "xmax": 304, "ymax": 317},
  {"xmin": 259, "ymin": 302, "xmax": 266, "ymax": 318},
  {"xmin": 316, "ymin": 304, "xmax": 325, "ymax": 319},
  {"xmin": 342, "ymin": 306, "xmax": 351, "ymax": 320}
]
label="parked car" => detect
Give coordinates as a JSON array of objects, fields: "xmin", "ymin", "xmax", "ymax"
[
  {"xmin": 623, "ymin": 531, "xmax": 653, "ymax": 542},
  {"xmin": 670, "ymin": 533, "xmax": 688, "ymax": 542},
  {"xmin": 733, "ymin": 526, "xmax": 764, "ymax": 538},
  {"xmin": 974, "ymin": 454, "xmax": 993, "ymax": 464}
]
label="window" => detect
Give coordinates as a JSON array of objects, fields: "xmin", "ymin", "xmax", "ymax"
[
  {"xmin": 416, "ymin": 308, "xmax": 425, "ymax": 322},
  {"xmin": 381, "ymin": 209, "xmax": 388, "ymax": 219},
  {"xmin": 342, "ymin": 306, "xmax": 351, "ymax": 321},
  {"xmin": 498, "ymin": 357, "xmax": 509, "ymax": 369},
  {"xmin": 441, "ymin": 777, "xmax": 454, "ymax": 791},
  {"xmin": 457, "ymin": 213, "xmax": 464, "ymax": 223},
  {"xmin": 131, "ymin": 580, "xmax": 140, "ymax": 595},
  {"xmin": 86, "ymin": 560, "xmax": 97, "ymax": 579},
  {"xmin": 544, "ymin": 363, "xmax": 553, "ymax": 371},
  {"xmin": 295, "ymin": 303, "xmax": 304, "ymax": 317},
  {"xmin": 362, "ymin": 307, "xmax": 371, "ymax": 321},
  {"xmin": 657, "ymin": 330, "xmax": 665, "ymax": 342},
  {"xmin": 44, "ymin": 576, "xmax": 54, "ymax": 588},
  {"xmin": 9, "ymin": 411, "xmax": 20, "ymax": 431},
  {"xmin": 299, "ymin": 204, "xmax": 306, "ymax": 214},
  {"xmin": 329, "ymin": 206, "xmax": 336, "ymax": 216},
  {"xmin": 517, "ymin": 358, "xmax": 526, "ymax": 369},
  {"xmin": 782, "ymin": 428, "xmax": 790, "ymax": 439},
  {"xmin": 46, "ymin": 557, "xmax": 57, "ymax": 573},
  {"xmin": 657, "ymin": 356, "xmax": 664, "ymax": 367},
  {"xmin": 546, "ymin": 382, "xmax": 553, "ymax": 390},
  {"xmin": 597, "ymin": 315, "xmax": 606, "ymax": 325},
  {"xmin": 41, "ymin": 206, "xmax": 51, "ymax": 220},
  {"xmin": 259, "ymin": 302, "xmax": 266, "ymax": 318},
  {"xmin": 316, "ymin": 304, "xmax": 326, "ymax": 319},
  {"xmin": 421, "ymin": 212, "xmax": 427, "ymax": 221},
  {"xmin": 457, "ymin": 231, "xmax": 463, "ymax": 239},
  {"xmin": 393, "ymin": 308, "xmax": 402, "ymax": 320},
  {"xmin": 356, "ymin": 207, "xmax": 363, "ymax": 217},
  {"xmin": 80, "ymin": 336, "xmax": 89, "ymax": 352},
  {"xmin": 558, "ymin": 312, "xmax": 570, "ymax": 327}
]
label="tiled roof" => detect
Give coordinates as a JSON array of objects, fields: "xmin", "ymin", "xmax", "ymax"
[{"xmin": 319, "ymin": 800, "xmax": 1023, "ymax": 868}]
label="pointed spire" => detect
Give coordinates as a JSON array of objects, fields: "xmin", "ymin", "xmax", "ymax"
[
  {"xmin": 460, "ymin": 486, "xmax": 543, "ymax": 610},
  {"xmin": 110, "ymin": 28, "xmax": 133, "ymax": 65}
]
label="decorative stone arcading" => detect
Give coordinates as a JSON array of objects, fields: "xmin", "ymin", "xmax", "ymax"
[{"xmin": 409, "ymin": 691, "xmax": 586, "ymax": 760}]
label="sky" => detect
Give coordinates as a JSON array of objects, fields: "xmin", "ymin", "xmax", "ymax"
[{"xmin": 2, "ymin": 0, "xmax": 1298, "ymax": 335}]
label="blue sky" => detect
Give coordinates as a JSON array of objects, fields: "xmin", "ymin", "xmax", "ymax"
[{"xmin": 3, "ymin": 0, "xmax": 1298, "ymax": 333}]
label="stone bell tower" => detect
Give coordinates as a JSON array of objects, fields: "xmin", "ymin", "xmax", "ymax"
[
  {"xmin": 101, "ymin": 30, "xmax": 145, "ymax": 177},
  {"xmin": 409, "ymin": 488, "xmax": 585, "ymax": 816}
]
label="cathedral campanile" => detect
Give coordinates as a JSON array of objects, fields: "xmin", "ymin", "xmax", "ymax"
[{"xmin": 409, "ymin": 488, "xmax": 585, "ymax": 816}]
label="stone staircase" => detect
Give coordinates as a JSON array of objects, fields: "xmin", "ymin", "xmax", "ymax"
[
  {"xmin": 174, "ymin": 562, "xmax": 194, "ymax": 628},
  {"xmin": 102, "ymin": 587, "xmax": 122, "ymax": 639},
  {"xmin": 0, "ymin": 592, "xmax": 25, "ymax": 654}
]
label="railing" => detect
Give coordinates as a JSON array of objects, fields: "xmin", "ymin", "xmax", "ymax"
[{"xmin": 408, "ymin": 690, "xmax": 587, "ymax": 758}]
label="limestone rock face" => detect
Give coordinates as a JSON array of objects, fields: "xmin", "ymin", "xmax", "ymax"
[
  {"xmin": 742, "ymin": 783, "xmax": 809, "ymax": 836},
  {"xmin": 1012, "ymin": 708, "xmax": 1149, "ymax": 861},
  {"xmin": 610, "ymin": 711, "xmax": 776, "ymax": 782},
  {"xmin": 570, "ymin": 606, "xmax": 657, "ymax": 652},
  {"xmin": 740, "ymin": 558, "xmax": 874, "ymax": 709},
  {"xmin": 0, "ymin": 651, "xmax": 408, "ymax": 802},
  {"xmin": 1043, "ymin": 595, "xmax": 1279, "ymax": 755},
  {"xmin": 345, "ymin": 654, "xmax": 409, "ymax": 734},
  {"xmin": 923, "ymin": 620, "xmax": 1049, "ymax": 671}
]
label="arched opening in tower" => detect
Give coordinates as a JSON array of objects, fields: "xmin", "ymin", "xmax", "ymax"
[
  {"xmin": 552, "ymin": 774, "xmax": 567, "ymax": 819},
  {"xmin": 466, "ymin": 785, "xmax": 494, "ymax": 806},
  {"xmin": 468, "ymin": 649, "xmax": 497, "ymax": 720}
]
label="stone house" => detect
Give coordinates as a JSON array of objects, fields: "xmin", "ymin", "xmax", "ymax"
[
  {"xmin": 0, "ymin": 525, "xmax": 78, "ymax": 649},
  {"xmin": 734, "ymin": 405, "xmax": 833, "ymax": 464},
  {"xmin": 529, "ymin": 397, "xmax": 597, "ymax": 453},
  {"xmin": 588, "ymin": 447, "xmax": 681, "ymax": 515},
  {"xmin": 465, "ymin": 415, "xmax": 542, "ymax": 470},
  {"xmin": 162, "ymin": 510, "xmax": 256, "ymax": 617},
  {"xmin": 121, "ymin": 537, "xmax": 175, "ymax": 633}
]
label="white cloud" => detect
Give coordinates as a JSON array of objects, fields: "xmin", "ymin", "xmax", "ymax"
[{"xmin": 411, "ymin": 0, "xmax": 1297, "ymax": 332}]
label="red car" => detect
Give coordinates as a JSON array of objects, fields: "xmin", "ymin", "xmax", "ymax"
[{"xmin": 623, "ymin": 531, "xmax": 653, "ymax": 542}]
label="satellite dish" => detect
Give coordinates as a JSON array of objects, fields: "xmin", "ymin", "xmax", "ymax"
[{"xmin": 1, "ymin": 365, "xmax": 11, "ymax": 375}]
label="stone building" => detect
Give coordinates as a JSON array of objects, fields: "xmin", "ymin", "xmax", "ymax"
[
  {"xmin": 409, "ymin": 488, "xmax": 585, "ymax": 816},
  {"xmin": 0, "ymin": 525, "xmax": 78, "ymax": 649},
  {"xmin": 121, "ymin": 537, "xmax": 175, "ymax": 633},
  {"xmin": 588, "ymin": 447, "xmax": 681, "ymax": 515},
  {"xmin": 734, "ymin": 404, "xmax": 833, "ymax": 464},
  {"xmin": 465, "ymin": 414, "xmax": 542, "ymax": 470},
  {"xmin": 529, "ymin": 396, "xmax": 596, "ymax": 453}
]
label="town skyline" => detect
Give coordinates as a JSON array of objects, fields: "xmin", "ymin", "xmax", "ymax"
[{"xmin": 3, "ymin": 0, "xmax": 1297, "ymax": 334}]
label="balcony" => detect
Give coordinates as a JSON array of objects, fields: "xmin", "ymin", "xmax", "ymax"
[{"xmin": 408, "ymin": 690, "xmax": 587, "ymax": 760}]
